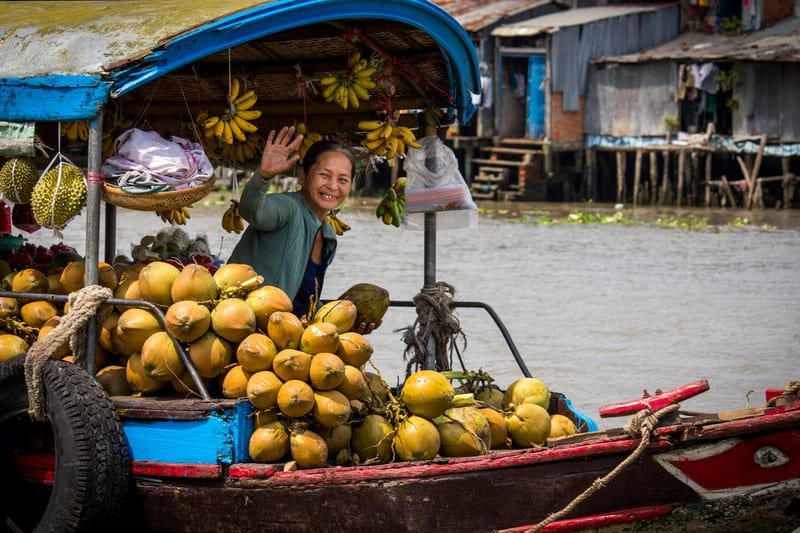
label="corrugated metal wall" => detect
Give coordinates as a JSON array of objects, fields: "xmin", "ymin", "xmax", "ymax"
[
  {"xmin": 734, "ymin": 62, "xmax": 800, "ymax": 142},
  {"xmin": 551, "ymin": 5, "xmax": 680, "ymax": 111},
  {"xmin": 584, "ymin": 62, "xmax": 677, "ymax": 136}
]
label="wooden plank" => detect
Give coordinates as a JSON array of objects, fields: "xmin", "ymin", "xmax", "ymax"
[
  {"xmin": 471, "ymin": 158, "xmax": 529, "ymax": 168},
  {"xmin": 481, "ymin": 146, "xmax": 544, "ymax": 156},
  {"xmin": 114, "ymin": 396, "xmax": 239, "ymax": 420},
  {"xmin": 599, "ymin": 380, "xmax": 710, "ymax": 418},
  {"xmin": 500, "ymin": 137, "xmax": 547, "ymax": 146},
  {"xmin": 132, "ymin": 462, "xmax": 222, "ymax": 479}
]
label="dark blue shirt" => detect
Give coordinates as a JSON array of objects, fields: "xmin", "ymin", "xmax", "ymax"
[{"xmin": 292, "ymin": 256, "xmax": 327, "ymax": 318}]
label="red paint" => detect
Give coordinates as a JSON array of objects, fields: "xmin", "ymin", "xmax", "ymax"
[
  {"xmin": 229, "ymin": 464, "xmax": 277, "ymax": 479},
  {"xmin": 665, "ymin": 429, "xmax": 800, "ymax": 491},
  {"xmin": 600, "ymin": 380, "xmax": 709, "ymax": 418},
  {"xmin": 499, "ymin": 504, "xmax": 678, "ymax": 532},
  {"xmin": 132, "ymin": 462, "xmax": 222, "ymax": 479},
  {"xmin": 766, "ymin": 388, "xmax": 784, "ymax": 403},
  {"xmin": 6, "ymin": 454, "xmax": 55, "ymax": 485},
  {"xmin": 655, "ymin": 406, "xmax": 800, "ymax": 439}
]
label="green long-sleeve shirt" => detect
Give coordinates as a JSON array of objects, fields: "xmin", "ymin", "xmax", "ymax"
[{"xmin": 228, "ymin": 176, "xmax": 337, "ymax": 301}]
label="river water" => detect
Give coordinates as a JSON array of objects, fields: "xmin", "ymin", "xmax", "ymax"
[{"xmin": 28, "ymin": 200, "xmax": 800, "ymax": 429}]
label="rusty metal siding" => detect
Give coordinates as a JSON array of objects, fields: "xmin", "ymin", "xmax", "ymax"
[
  {"xmin": 551, "ymin": 5, "xmax": 680, "ymax": 111},
  {"xmin": 734, "ymin": 62, "xmax": 800, "ymax": 142}
]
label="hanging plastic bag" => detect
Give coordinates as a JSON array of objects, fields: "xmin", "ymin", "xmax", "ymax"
[{"xmin": 403, "ymin": 135, "xmax": 477, "ymax": 230}]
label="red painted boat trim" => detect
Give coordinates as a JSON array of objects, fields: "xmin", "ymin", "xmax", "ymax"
[
  {"xmin": 600, "ymin": 380, "xmax": 709, "ymax": 417},
  {"xmin": 654, "ymin": 406, "xmax": 800, "ymax": 439},
  {"xmin": 229, "ymin": 464, "xmax": 278, "ymax": 479},
  {"xmin": 7, "ymin": 453, "xmax": 55, "ymax": 485},
  {"xmin": 132, "ymin": 461, "xmax": 222, "ymax": 479},
  {"xmin": 499, "ymin": 503, "xmax": 678, "ymax": 532}
]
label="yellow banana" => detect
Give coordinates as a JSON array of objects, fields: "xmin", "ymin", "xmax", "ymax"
[
  {"xmin": 351, "ymin": 59, "xmax": 368, "ymax": 74},
  {"xmin": 232, "ymin": 115, "xmax": 258, "ymax": 134},
  {"xmin": 319, "ymin": 75, "xmax": 338, "ymax": 86},
  {"xmin": 242, "ymin": 142, "xmax": 254, "ymax": 160},
  {"xmin": 396, "ymin": 126, "xmax": 417, "ymax": 144},
  {"xmin": 354, "ymin": 78, "xmax": 376, "ymax": 90},
  {"xmin": 221, "ymin": 119, "xmax": 234, "ymax": 145},
  {"xmin": 322, "ymin": 80, "xmax": 341, "ymax": 101},
  {"xmin": 396, "ymin": 138, "xmax": 406, "ymax": 157},
  {"xmin": 214, "ymin": 119, "xmax": 225, "ymax": 138},
  {"xmin": 202, "ymin": 116, "xmax": 221, "ymax": 130},
  {"xmin": 228, "ymin": 116, "xmax": 248, "ymax": 142},
  {"xmin": 235, "ymin": 109, "xmax": 262, "ymax": 121},
  {"xmin": 234, "ymin": 90, "xmax": 256, "ymax": 106},
  {"xmin": 358, "ymin": 120, "xmax": 384, "ymax": 131},
  {"xmin": 407, "ymin": 139, "xmax": 422, "ymax": 149},
  {"xmin": 307, "ymin": 132, "xmax": 323, "ymax": 142},
  {"xmin": 362, "ymin": 138, "xmax": 384, "ymax": 150},
  {"xmin": 354, "ymin": 67, "xmax": 377, "ymax": 79},
  {"xmin": 348, "ymin": 52, "xmax": 361, "ymax": 67},
  {"xmin": 229, "ymin": 78, "xmax": 240, "ymax": 102},
  {"xmin": 235, "ymin": 95, "xmax": 258, "ymax": 111},
  {"xmin": 385, "ymin": 137, "xmax": 398, "ymax": 159},
  {"xmin": 347, "ymin": 87, "xmax": 360, "ymax": 109},
  {"xmin": 351, "ymin": 83, "xmax": 370, "ymax": 101},
  {"xmin": 380, "ymin": 123, "xmax": 393, "ymax": 139},
  {"xmin": 366, "ymin": 123, "xmax": 386, "ymax": 141}
]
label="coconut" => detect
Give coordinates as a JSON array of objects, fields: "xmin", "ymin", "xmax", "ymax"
[
  {"xmin": 336, "ymin": 332, "xmax": 373, "ymax": 367},
  {"xmin": 0, "ymin": 334, "xmax": 29, "ymax": 363},
  {"xmin": 12, "ymin": 269, "xmax": 48, "ymax": 293},
  {"xmin": 2, "ymin": 272, "xmax": 16, "ymax": 291},
  {"xmin": 476, "ymin": 387, "xmax": 505, "ymax": 410},
  {"xmin": 96, "ymin": 365, "xmax": 132, "ymax": 396},
  {"xmin": 171, "ymin": 264, "xmax": 218, "ymax": 302},
  {"xmin": 213, "ymin": 264, "xmax": 259, "ymax": 293},
  {"xmin": 337, "ymin": 365, "xmax": 369, "ymax": 400},
  {"xmin": 548, "ymin": 414, "xmax": 578, "ymax": 439},
  {"xmin": 222, "ymin": 365, "xmax": 252, "ymax": 399},
  {"xmin": 352, "ymin": 414, "xmax": 394, "ymax": 464},
  {"xmin": 171, "ymin": 368, "xmax": 210, "ymax": 396},
  {"xmin": 140, "ymin": 331, "xmax": 185, "ymax": 382},
  {"xmin": 187, "ymin": 331, "xmax": 233, "ymax": 378},
  {"xmin": 113, "ymin": 308, "xmax": 161, "ymax": 357},
  {"xmin": 126, "ymin": 352, "xmax": 166, "ymax": 394},
  {"xmin": 312, "ymin": 390, "xmax": 351, "ymax": 429},
  {"xmin": 114, "ymin": 277, "xmax": 141, "ymax": 313},
  {"xmin": 480, "ymin": 407, "xmax": 509, "ymax": 449},
  {"xmin": 37, "ymin": 316, "xmax": 69, "ymax": 359},
  {"xmin": 505, "ymin": 403, "xmax": 551, "ymax": 447},
  {"xmin": 290, "ymin": 428, "xmax": 328, "ymax": 469},
  {"xmin": 400, "ymin": 370, "xmax": 455, "ymax": 419},
  {"xmin": 59, "ymin": 261, "xmax": 118, "ymax": 293},
  {"xmin": 249, "ymin": 421, "xmax": 290, "ymax": 463},
  {"xmin": 277, "ymin": 380, "xmax": 315, "ymax": 417},
  {"xmin": 299, "ymin": 322, "xmax": 339, "ymax": 355},
  {"xmin": 211, "ymin": 298, "xmax": 256, "ymax": 343},
  {"xmin": 99, "ymin": 311, "xmax": 119, "ymax": 353},
  {"xmin": 502, "ymin": 377, "xmax": 550, "ymax": 410},
  {"xmin": 272, "ymin": 349, "xmax": 312, "ymax": 382},
  {"xmin": 313, "ymin": 300, "xmax": 357, "ymax": 333},
  {"xmin": 20, "ymin": 301, "xmax": 58, "ymax": 329},
  {"xmin": 255, "ymin": 410, "xmax": 279, "ymax": 428},
  {"xmin": 267, "ymin": 311, "xmax": 304, "ymax": 350},
  {"xmin": 0, "ymin": 297, "xmax": 18, "ymax": 319},
  {"xmin": 166, "ymin": 300, "xmax": 211, "ymax": 343},
  {"xmin": 47, "ymin": 273, "xmax": 67, "ymax": 295},
  {"xmin": 246, "ymin": 370, "xmax": 284, "ymax": 410},
  {"xmin": 437, "ymin": 406, "xmax": 491, "ymax": 457},
  {"xmin": 338, "ymin": 283, "xmax": 390, "ymax": 326},
  {"xmin": 308, "ymin": 353, "xmax": 345, "ymax": 390},
  {"xmin": 245, "ymin": 285, "xmax": 293, "ymax": 332},
  {"xmin": 365, "ymin": 372, "xmax": 390, "ymax": 404},
  {"xmin": 137, "ymin": 261, "xmax": 180, "ymax": 306},
  {"xmin": 318, "ymin": 424, "xmax": 352, "ymax": 459},
  {"xmin": 394, "ymin": 415, "xmax": 441, "ymax": 461},
  {"xmin": 236, "ymin": 333, "xmax": 278, "ymax": 373}
]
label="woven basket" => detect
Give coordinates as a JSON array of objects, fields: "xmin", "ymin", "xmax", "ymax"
[{"xmin": 102, "ymin": 178, "xmax": 215, "ymax": 212}]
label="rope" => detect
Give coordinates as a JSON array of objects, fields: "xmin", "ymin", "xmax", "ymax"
[
  {"xmin": 766, "ymin": 380, "xmax": 800, "ymax": 407},
  {"xmin": 24, "ymin": 286, "xmax": 113, "ymax": 421},
  {"xmin": 525, "ymin": 403, "xmax": 681, "ymax": 533},
  {"xmin": 402, "ymin": 281, "xmax": 465, "ymax": 375}
]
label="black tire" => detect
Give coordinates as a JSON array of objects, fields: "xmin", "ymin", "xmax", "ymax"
[{"xmin": 0, "ymin": 355, "xmax": 130, "ymax": 532}]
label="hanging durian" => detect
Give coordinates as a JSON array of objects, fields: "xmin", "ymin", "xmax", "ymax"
[
  {"xmin": 30, "ymin": 163, "xmax": 87, "ymax": 230},
  {"xmin": 0, "ymin": 158, "xmax": 39, "ymax": 204}
]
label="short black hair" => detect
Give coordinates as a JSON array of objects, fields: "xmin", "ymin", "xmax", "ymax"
[{"xmin": 302, "ymin": 140, "xmax": 356, "ymax": 179}]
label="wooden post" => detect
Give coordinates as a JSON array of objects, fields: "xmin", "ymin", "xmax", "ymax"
[
  {"xmin": 584, "ymin": 148, "xmax": 596, "ymax": 202},
  {"xmin": 649, "ymin": 151, "xmax": 658, "ymax": 205},
  {"xmin": 633, "ymin": 149, "xmax": 642, "ymax": 206},
  {"xmin": 704, "ymin": 153, "xmax": 712, "ymax": 207},
  {"xmin": 747, "ymin": 135, "xmax": 767, "ymax": 209},
  {"xmin": 721, "ymin": 175, "xmax": 737, "ymax": 208},
  {"xmin": 677, "ymin": 149, "xmax": 686, "ymax": 207},
  {"xmin": 690, "ymin": 151, "xmax": 700, "ymax": 206},
  {"xmin": 616, "ymin": 151, "xmax": 625, "ymax": 204},
  {"xmin": 660, "ymin": 150, "xmax": 670, "ymax": 206},
  {"xmin": 781, "ymin": 157, "xmax": 793, "ymax": 209}
]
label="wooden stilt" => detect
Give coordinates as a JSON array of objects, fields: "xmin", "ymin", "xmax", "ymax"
[
  {"xmin": 721, "ymin": 175, "xmax": 737, "ymax": 208},
  {"xmin": 649, "ymin": 152, "xmax": 658, "ymax": 205},
  {"xmin": 704, "ymin": 153, "xmax": 712, "ymax": 207},
  {"xmin": 690, "ymin": 151, "xmax": 700, "ymax": 206},
  {"xmin": 616, "ymin": 151, "xmax": 625, "ymax": 204},
  {"xmin": 677, "ymin": 150, "xmax": 686, "ymax": 207},
  {"xmin": 747, "ymin": 135, "xmax": 767, "ymax": 209},
  {"xmin": 781, "ymin": 157, "xmax": 793, "ymax": 209},
  {"xmin": 585, "ymin": 148, "xmax": 596, "ymax": 202},
  {"xmin": 660, "ymin": 150, "xmax": 670, "ymax": 206},
  {"xmin": 633, "ymin": 149, "xmax": 642, "ymax": 206}
]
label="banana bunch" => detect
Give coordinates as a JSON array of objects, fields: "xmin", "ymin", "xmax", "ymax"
[
  {"xmin": 325, "ymin": 211, "xmax": 351, "ymax": 236},
  {"xmin": 222, "ymin": 199, "xmax": 245, "ymax": 234},
  {"xmin": 296, "ymin": 123, "xmax": 324, "ymax": 162},
  {"xmin": 220, "ymin": 133, "xmax": 262, "ymax": 164},
  {"xmin": 62, "ymin": 120, "xmax": 89, "ymax": 142},
  {"xmin": 320, "ymin": 52, "xmax": 377, "ymax": 110},
  {"xmin": 359, "ymin": 120, "xmax": 421, "ymax": 160},
  {"xmin": 157, "ymin": 207, "xmax": 192, "ymax": 225},
  {"xmin": 375, "ymin": 177, "xmax": 407, "ymax": 227},
  {"xmin": 200, "ymin": 78, "xmax": 261, "ymax": 145}
]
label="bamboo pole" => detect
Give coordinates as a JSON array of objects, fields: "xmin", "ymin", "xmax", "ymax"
[
  {"xmin": 660, "ymin": 150, "xmax": 670, "ymax": 206},
  {"xmin": 746, "ymin": 135, "xmax": 767, "ymax": 209},
  {"xmin": 677, "ymin": 150, "xmax": 686, "ymax": 207},
  {"xmin": 649, "ymin": 151, "xmax": 658, "ymax": 205},
  {"xmin": 616, "ymin": 151, "xmax": 625, "ymax": 204},
  {"xmin": 721, "ymin": 175, "xmax": 737, "ymax": 208},
  {"xmin": 633, "ymin": 149, "xmax": 642, "ymax": 206},
  {"xmin": 704, "ymin": 153, "xmax": 712, "ymax": 207}
]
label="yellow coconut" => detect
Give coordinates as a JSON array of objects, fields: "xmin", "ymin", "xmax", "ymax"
[
  {"xmin": 267, "ymin": 311, "xmax": 304, "ymax": 350},
  {"xmin": 245, "ymin": 285, "xmax": 293, "ymax": 332},
  {"xmin": 318, "ymin": 424, "xmax": 352, "ymax": 459},
  {"xmin": 211, "ymin": 298, "xmax": 256, "ymax": 343},
  {"xmin": 59, "ymin": 261, "xmax": 118, "ymax": 292},
  {"xmin": 255, "ymin": 410, "xmax": 279, "ymax": 428},
  {"xmin": 505, "ymin": 403, "xmax": 551, "ymax": 448},
  {"xmin": 336, "ymin": 365, "xmax": 369, "ymax": 400},
  {"xmin": 126, "ymin": 352, "xmax": 166, "ymax": 394},
  {"xmin": 20, "ymin": 301, "xmax": 58, "ymax": 329},
  {"xmin": 140, "ymin": 331, "xmax": 185, "ymax": 382},
  {"xmin": 400, "ymin": 370, "xmax": 455, "ymax": 419},
  {"xmin": 171, "ymin": 263, "xmax": 218, "ymax": 302},
  {"xmin": 187, "ymin": 331, "xmax": 233, "ymax": 378},
  {"xmin": 12, "ymin": 269, "xmax": 48, "ymax": 293},
  {"xmin": 99, "ymin": 311, "xmax": 119, "ymax": 353},
  {"xmin": 352, "ymin": 414, "xmax": 394, "ymax": 464},
  {"xmin": 37, "ymin": 316, "xmax": 70, "ymax": 359},
  {"xmin": 502, "ymin": 377, "xmax": 551, "ymax": 411},
  {"xmin": 290, "ymin": 428, "xmax": 328, "ymax": 469},
  {"xmin": 114, "ymin": 277, "xmax": 141, "ymax": 313},
  {"xmin": 394, "ymin": 415, "xmax": 441, "ymax": 461},
  {"xmin": 272, "ymin": 349, "xmax": 312, "ymax": 383},
  {"xmin": 0, "ymin": 297, "xmax": 18, "ymax": 318},
  {"xmin": 0, "ymin": 334, "xmax": 29, "ymax": 363},
  {"xmin": 313, "ymin": 300, "xmax": 357, "ymax": 334},
  {"xmin": 213, "ymin": 263, "xmax": 259, "ymax": 293},
  {"xmin": 222, "ymin": 365, "xmax": 252, "ymax": 399},
  {"xmin": 246, "ymin": 370, "xmax": 284, "ymax": 410},
  {"xmin": 165, "ymin": 300, "xmax": 211, "ymax": 343},
  {"xmin": 436, "ymin": 406, "xmax": 491, "ymax": 457},
  {"xmin": 311, "ymin": 390, "xmax": 351, "ymax": 429},
  {"xmin": 336, "ymin": 332, "xmax": 373, "ymax": 367},
  {"xmin": 113, "ymin": 308, "xmax": 162, "ymax": 357},
  {"xmin": 476, "ymin": 388, "xmax": 505, "ymax": 410},
  {"xmin": 137, "ymin": 261, "xmax": 180, "ymax": 306},
  {"xmin": 365, "ymin": 372, "xmax": 390, "ymax": 404},
  {"xmin": 47, "ymin": 273, "xmax": 67, "ymax": 295},
  {"xmin": 548, "ymin": 414, "xmax": 578, "ymax": 439},
  {"xmin": 309, "ymin": 353, "xmax": 345, "ymax": 391},
  {"xmin": 299, "ymin": 322, "xmax": 340, "ymax": 355},
  {"xmin": 236, "ymin": 333, "xmax": 278, "ymax": 373},
  {"xmin": 96, "ymin": 365, "xmax": 132, "ymax": 396},
  {"xmin": 480, "ymin": 407, "xmax": 509, "ymax": 449},
  {"xmin": 249, "ymin": 421, "xmax": 290, "ymax": 463},
  {"xmin": 276, "ymin": 379, "xmax": 315, "ymax": 417}
]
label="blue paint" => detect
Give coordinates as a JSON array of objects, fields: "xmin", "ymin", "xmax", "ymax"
[
  {"xmin": 232, "ymin": 400, "xmax": 254, "ymax": 463},
  {"xmin": 526, "ymin": 55, "xmax": 546, "ymax": 139},
  {"xmin": 124, "ymin": 413, "xmax": 234, "ymax": 465},
  {"xmin": 563, "ymin": 396, "xmax": 598, "ymax": 433},
  {"xmin": 0, "ymin": 76, "xmax": 110, "ymax": 121}
]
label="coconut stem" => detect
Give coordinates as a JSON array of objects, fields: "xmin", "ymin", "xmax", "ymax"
[{"xmin": 451, "ymin": 393, "xmax": 476, "ymax": 408}]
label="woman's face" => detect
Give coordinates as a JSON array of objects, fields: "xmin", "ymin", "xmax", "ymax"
[{"xmin": 301, "ymin": 151, "xmax": 353, "ymax": 220}]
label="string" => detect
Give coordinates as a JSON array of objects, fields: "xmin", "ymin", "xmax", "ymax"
[
  {"xmin": 227, "ymin": 48, "xmax": 233, "ymax": 109},
  {"xmin": 177, "ymin": 77, "xmax": 203, "ymax": 146}
]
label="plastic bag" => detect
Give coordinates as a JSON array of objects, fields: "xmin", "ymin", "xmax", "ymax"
[{"xmin": 403, "ymin": 135, "xmax": 477, "ymax": 230}]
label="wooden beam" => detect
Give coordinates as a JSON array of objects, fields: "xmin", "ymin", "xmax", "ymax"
[
  {"xmin": 704, "ymin": 153, "xmax": 712, "ymax": 207},
  {"xmin": 746, "ymin": 135, "xmax": 767, "ymax": 209},
  {"xmin": 677, "ymin": 149, "xmax": 686, "ymax": 207},
  {"xmin": 721, "ymin": 175, "xmax": 737, "ymax": 208},
  {"xmin": 660, "ymin": 150, "xmax": 670, "ymax": 206},
  {"xmin": 649, "ymin": 151, "xmax": 658, "ymax": 205},
  {"xmin": 615, "ymin": 151, "xmax": 625, "ymax": 204},
  {"xmin": 633, "ymin": 149, "xmax": 642, "ymax": 207}
]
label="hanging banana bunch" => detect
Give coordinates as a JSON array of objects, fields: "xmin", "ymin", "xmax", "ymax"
[
  {"xmin": 319, "ymin": 52, "xmax": 377, "ymax": 110},
  {"xmin": 222, "ymin": 199, "xmax": 245, "ymax": 234},
  {"xmin": 200, "ymin": 78, "xmax": 262, "ymax": 146},
  {"xmin": 326, "ymin": 210, "xmax": 351, "ymax": 236},
  {"xmin": 375, "ymin": 177, "xmax": 406, "ymax": 227},
  {"xmin": 156, "ymin": 207, "xmax": 192, "ymax": 225},
  {"xmin": 62, "ymin": 120, "xmax": 90, "ymax": 142},
  {"xmin": 359, "ymin": 119, "xmax": 421, "ymax": 160},
  {"xmin": 296, "ymin": 123, "xmax": 324, "ymax": 163}
]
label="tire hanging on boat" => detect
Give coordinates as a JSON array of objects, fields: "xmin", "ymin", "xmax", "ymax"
[{"xmin": 0, "ymin": 355, "xmax": 130, "ymax": 532}]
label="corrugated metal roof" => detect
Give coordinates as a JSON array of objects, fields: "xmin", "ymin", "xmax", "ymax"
[
  {"xmin": 597, "ymin": 16, "xmax": 800, "ymax": 63},
  {"xmin": 433, "ymin": 0, "xmax": 559, "ymax": 32},
  {"xmin": 491, "ymin": 5, "xmax": 670, "ymax": 37}
]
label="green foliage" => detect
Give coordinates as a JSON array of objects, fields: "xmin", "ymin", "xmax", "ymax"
[
  {"xmin": 716, "ymin": 70, "xmax": 740, "ymax": 92},
  {"xmin": 721, "ymin": 17, "xmax": 742, "ymax": 37},
  {"xmin": 664, "ymin": 115, "xmax": 679, "ymax": 130},
  {"xmin": 655, "ymin": 215, "xmax": 708, "ymax": 230}
]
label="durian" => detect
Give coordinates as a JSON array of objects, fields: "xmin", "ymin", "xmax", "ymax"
[
  {"xmin": 0, "ymin": 158, "xmax": 39, "ymax": 204},
  {"xmin": 30, "ymin": 163, "xmax": 87, "ymax": 230}
]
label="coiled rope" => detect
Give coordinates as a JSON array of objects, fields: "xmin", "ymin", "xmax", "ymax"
[
  {"xmin": 766, "ymin": 380, "xmax": 800, "ymax": 407},
  {"xmin": 24, "ymin": 285, "xmax": 112, "ymax": 421},
  {"xmin": 526, "ymin": 403, "xmax": 681, "ymax": 533}
]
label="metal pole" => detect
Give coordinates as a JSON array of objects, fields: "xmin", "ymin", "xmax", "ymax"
[
  {"xmin": 104, "ymin": 204, "xmax": 117, "ymax": 263},
  {"xmin": 423, "ymin": 212, "xmax": 436, "ymax": 370},
  {"xmin": 83, "ymin": 114, "xmax": 104, "ymax": 375}
]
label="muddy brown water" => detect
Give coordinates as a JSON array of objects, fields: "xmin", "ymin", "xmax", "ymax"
[{"xmin": 28, "ymin": 200, "xmax": 800, "ymax": 429}]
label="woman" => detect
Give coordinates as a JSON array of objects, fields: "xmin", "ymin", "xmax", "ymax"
[{"xmin": 229, "ymin": 126, "xmax": 379, "ymax": 332}]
